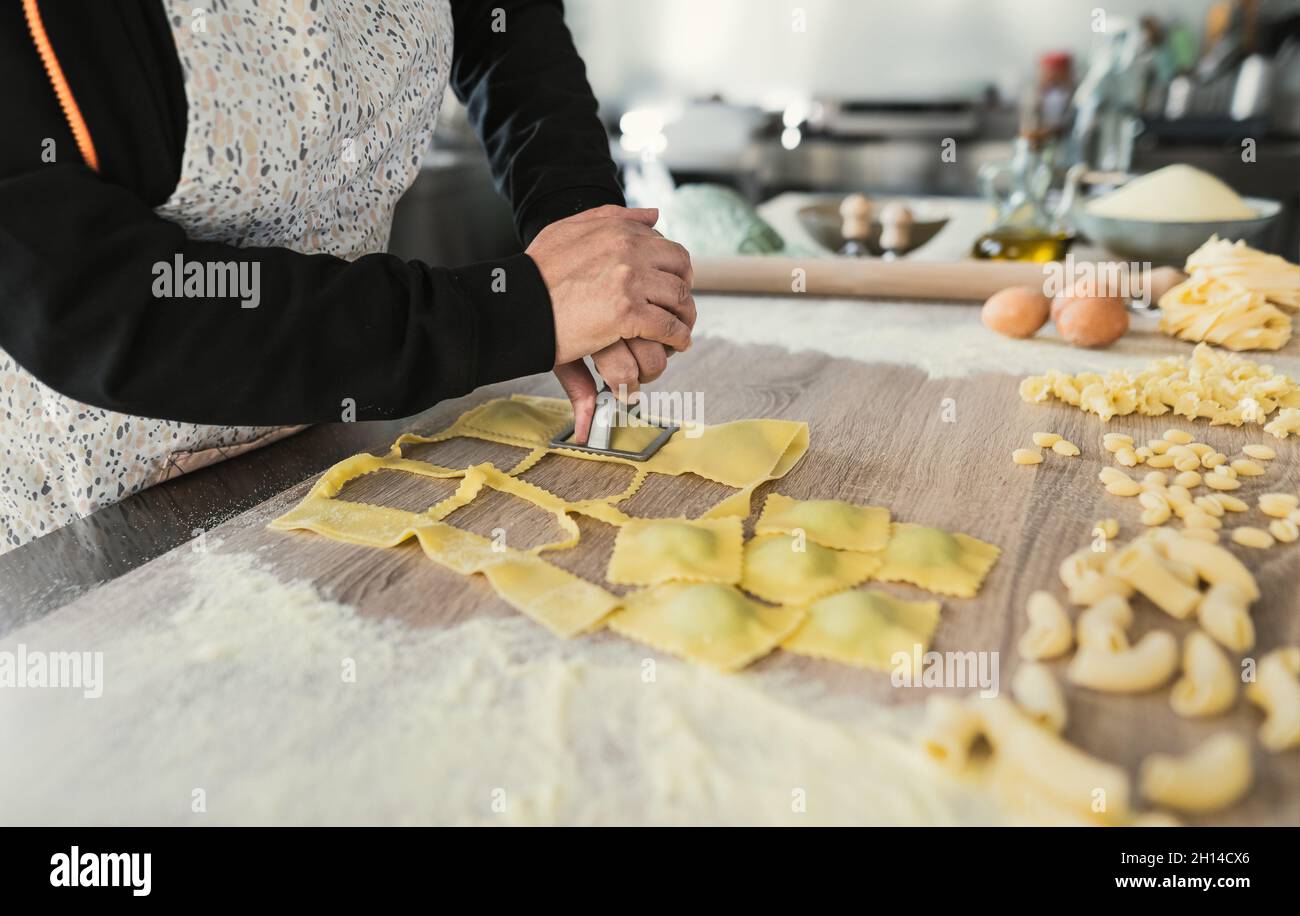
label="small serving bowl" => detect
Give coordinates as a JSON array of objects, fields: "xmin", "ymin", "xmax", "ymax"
[{"xmin": 797, "ymin": 199, "xmax": 949, "ymax": 257}]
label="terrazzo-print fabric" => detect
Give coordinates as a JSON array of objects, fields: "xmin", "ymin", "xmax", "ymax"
[{"xmin": 0, "ymin": 0, "xmax": 453, "ymax": 553}]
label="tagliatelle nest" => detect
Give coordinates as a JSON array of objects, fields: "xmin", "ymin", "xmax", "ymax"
[
  {"xmin": 1159, "ymin": 277, "xmax": 1292, "ymax": 351},
  {"xmin": 1183, "ymin": 236, "xmax": 1300, "ymax": 313},
  {"xmin": 1155, "ymin": 236, "xmax": 1300, "ymax": 351}
]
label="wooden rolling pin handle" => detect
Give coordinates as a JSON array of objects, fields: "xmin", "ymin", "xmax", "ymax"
[{"xmin": 691, "ymin": 256, "xmax": 1186, "ymax": 303}]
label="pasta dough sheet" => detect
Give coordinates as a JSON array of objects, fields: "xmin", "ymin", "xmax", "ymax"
[
  {"xmin": 606, "ymin": 517, "xmax": 744, "ymax": 586},
  {"xmin": 271, "ymin": 396, "xmax": 810, "ymax": 642},
  {"xmin": 607, "ymin": 582, "xmax": 806, "ymax": 671},
  {"xmin": 874, "ymin": 523, "xmax": 1001, "ymax": 598},
  {"xmin": 782, "ymin": 589, "xmax": 941, "ymax": 670},
  {"xmin": 740, "ymin": 533, "xmax": 882, "ymax": 605},
  {"xmin": 755, "ymin": 493, "xmax": 891, "ymax": 552}
]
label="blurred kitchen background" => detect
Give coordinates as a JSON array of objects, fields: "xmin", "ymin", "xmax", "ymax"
[{"xmin": 391, "ymin": 0, "xmax": 1300, "ymax": 265}]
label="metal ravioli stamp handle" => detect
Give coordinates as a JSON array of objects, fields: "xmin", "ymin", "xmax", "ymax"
[{"xmin": 549, "ymin": 371, "xmax": 678, "ymax": 462}]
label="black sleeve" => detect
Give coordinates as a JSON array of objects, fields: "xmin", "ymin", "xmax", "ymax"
[
  {"xmin": 0, "ymin": 166, "xmax": 556, "ymax": 426},
  {"xmin": 0, "ymin": 1, "xmax": 556, "ymax": 427},
  {"xmin": 450, "ymin": 0, "xmax": 626, "ymax": 245}
]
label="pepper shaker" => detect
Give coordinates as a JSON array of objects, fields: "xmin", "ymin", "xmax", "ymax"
[{"xmin": 838, "ymin": 193, "xmax": 873, "ymax": 257}]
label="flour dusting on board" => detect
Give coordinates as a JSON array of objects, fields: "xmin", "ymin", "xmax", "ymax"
[
  {"xmin": 0, "ymin": 550, "xmax": 998, "ymax": 826},
  {"xmin": 695, "ymin": 296, "xmax": 1194, "ymax": 378}
]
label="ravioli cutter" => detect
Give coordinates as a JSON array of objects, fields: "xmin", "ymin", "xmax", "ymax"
[{"xmin": 548, "ymin": 370, "xmax": 678, "ymax": 461}]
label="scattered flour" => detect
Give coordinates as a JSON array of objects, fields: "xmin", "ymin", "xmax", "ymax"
[
  {"xmin": 735, "ymin": 192, "xmax": 1300, "ymax": 378},
  {"xmin": 694, "ymin": 295, "xmax": 1209, "ymax": 379},
  {"xmin": 0, "ymin": 550, "xmax": 1000, "ymax": 826}
]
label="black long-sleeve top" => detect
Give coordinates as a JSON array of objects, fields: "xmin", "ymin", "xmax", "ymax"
[{"xmin": 0, "ymin": 0, "xmax": 623, "ymax": 426}]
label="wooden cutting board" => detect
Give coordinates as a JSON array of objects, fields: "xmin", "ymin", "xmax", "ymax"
[{"xmin": 17, "ymin": 336, "xmax": 1300, "ymax": 825}]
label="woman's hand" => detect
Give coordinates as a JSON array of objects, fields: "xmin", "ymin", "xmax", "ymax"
[{"xmin": 527, "ymin": 205, "xmax": 696, "ymax": 442}]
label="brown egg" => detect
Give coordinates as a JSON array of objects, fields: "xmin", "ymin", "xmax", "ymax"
[
  {"xmin": 1053, "ymin": 296, "xmax": 1130, "ymax": 348},
  {"xmin": 981, "ymin": 287, "xmax": 1052, "ymax": 339}
]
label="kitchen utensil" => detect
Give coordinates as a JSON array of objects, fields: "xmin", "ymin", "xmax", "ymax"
[
  {"xmin": 691, "ymin": 256, "xmax": 1186, "ymax": 302},
  {"xmin": 548, "ymin": 376, "xmax": 678, "ymax": 461}
]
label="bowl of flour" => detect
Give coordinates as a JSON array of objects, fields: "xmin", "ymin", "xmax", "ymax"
[{"xmin": 1072, "ymin": 165, "xmax": 1281, "ymax": 265}]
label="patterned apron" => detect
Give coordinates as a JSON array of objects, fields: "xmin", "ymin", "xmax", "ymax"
[{"xmin": 0, "ymin": 0, "xmax": 452, "ymax": 553}]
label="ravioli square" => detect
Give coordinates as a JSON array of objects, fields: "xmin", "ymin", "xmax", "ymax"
[
  {"xmin": 873, "ymin": 523, "xmax": 1000, "ymax": 598},
  {"xmin": 606, "ymin": 517, "xmax": 744, "ymax": 586},
  {"xmin": 607, "ymin": 582, "xmax": 805, "ymax": 671},
  {"xmin": 652, "ymin": 418, "xmax": 809, "ymax": 489},
  {"xmin": 740, "ymin": 533, "xmax": 881, "ymax": 605},
  {"xmin": 447, "ymin": 395, "xmax": 570, "ymax": 447},
  {"xmin": 782, "ymin": 589, "xmax": 941, "ymax": 670},
  {"xmin": 755, "ymin": 493, "xmax": 891, "ymax": 552}
]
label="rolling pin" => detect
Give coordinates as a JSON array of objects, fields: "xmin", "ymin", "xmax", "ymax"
[{"xmin": 692, "ymin": 256, "xmax": 1186, "ymax": 304}]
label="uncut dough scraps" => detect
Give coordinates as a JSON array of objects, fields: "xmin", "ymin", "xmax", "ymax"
[
  {"xmin": 874, "ymin": 523, "xmax": 1001, "ymax": 598},
  {"xmin": 754, "ymin": 493, "xmax": 891, "ymax": 552},
  {"xmin": 782, "ymin": 589, "xmax": 941, "ymax": 670},
  {"xmin": 740, "ymin": 533, "xmax": 882, "ymax": 605},
  {"xmin": 397, "ymin": 394, "xmax": 810, "ymax": 523},
  {"xmin": 606, "ymin": 517, "xmax": 744, "ymax": 586},
  {"xmin": 607, "ymin": 582, "xmax": 805, "ymax": 671},
  {"xmin": 273, "ymin": 392, "xmax": 808, "ymax": 547}
]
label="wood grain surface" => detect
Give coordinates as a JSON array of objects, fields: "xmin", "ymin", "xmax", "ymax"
[{"xmin": 11, "ymin": 333, "xmax": 1300, "ymax": 825}]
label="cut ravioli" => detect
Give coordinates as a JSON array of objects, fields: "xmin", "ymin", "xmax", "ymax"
[
  {"xmin": 607, "ymin": 582, "xmax": 805, "ymax": 671},
  {"xmin": 874, "ymin": 523, "xmax": 1000, "ymax": 598},
  {"xmin": 740, "ymin": 533, "xmax": 881, "ymax": 605},
  {"xmin": 606, "ymin": 517, "xmax": 743, "ymax": 586},
  {"xmin": 782, "ymin": 589, "xmax": 941, "ymax": 670},
  {"xmin": 755, "ymin": 493, "xmax": 890, "ymax": 552},
  {"xmin": 432, "ymin": 395, "xmax": 571, "ymax": 449}
]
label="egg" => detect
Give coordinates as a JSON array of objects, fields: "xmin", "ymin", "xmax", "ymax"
[
  {"xmin": 981, "ymin": 286, "xmax": 1052, "ymax": 339},
  {"xmin": 1053, "ymin": 296, "xmax": 1130, "ymax": 348}
]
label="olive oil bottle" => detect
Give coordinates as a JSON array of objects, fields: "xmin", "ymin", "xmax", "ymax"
[
  {"xmin": 973, "ymin": 134, "xmax": 1075, "ymax": 262},
  {"xmin": 972, "ymin": 225, "xmax": 1073, "ymax": 262}
]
